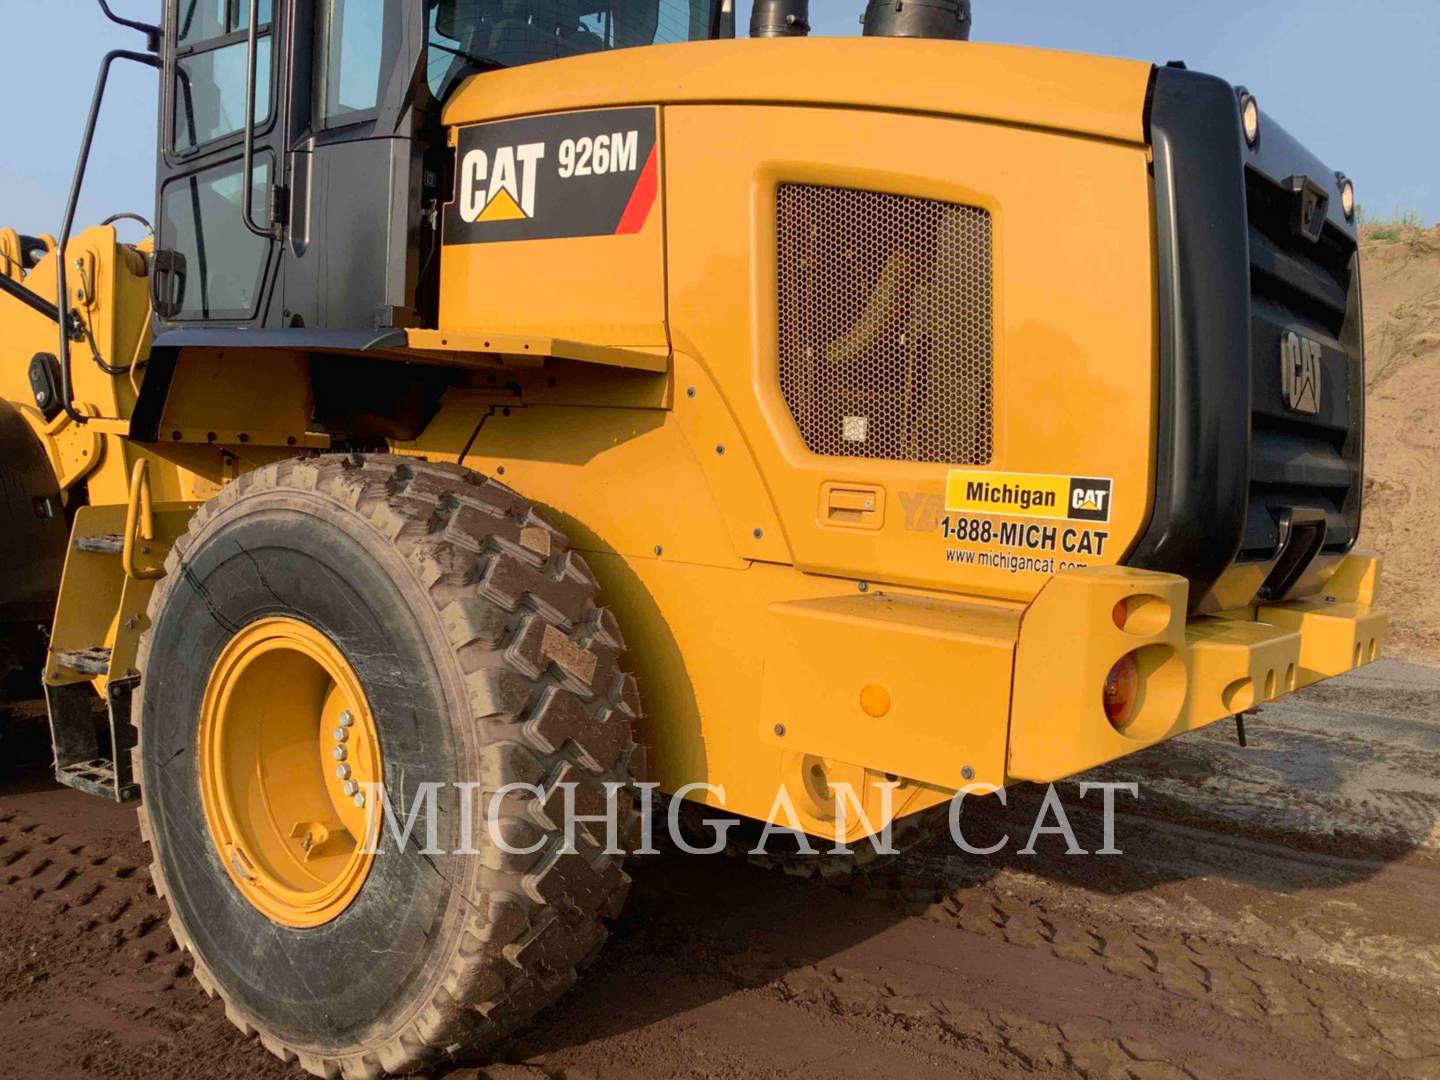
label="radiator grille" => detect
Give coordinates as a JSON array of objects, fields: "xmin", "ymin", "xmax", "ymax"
[
  {"xmin": 1241, "ymin": 168, "xmax": 1362, "ymax": 560},
  {"xmin": 776, "ymin": 185, "xmax": 993, "ymax": 464}
]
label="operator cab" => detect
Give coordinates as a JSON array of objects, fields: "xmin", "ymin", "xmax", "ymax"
[{"xmin": 152, "ymin": 1, "xmax": 722, "ymax": 335}]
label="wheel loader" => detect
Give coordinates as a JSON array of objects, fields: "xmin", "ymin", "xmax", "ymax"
[{"xmin": 0, "ymin": 0, "xmax": 1386, "ymax": 1073}]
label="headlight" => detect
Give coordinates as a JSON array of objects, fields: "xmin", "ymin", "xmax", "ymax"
[
  {"xmin": 1237, "ymin": 88, "xmax": 1260, "ymax": 147},
  {"xmin": 1337, "ymin": 173, "xmax": 1356, "ymax": 220}
]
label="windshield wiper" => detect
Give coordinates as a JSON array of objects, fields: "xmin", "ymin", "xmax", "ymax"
[{"xmin": 429, "ymin": 40, "xmax": 506, "ymax": 72}]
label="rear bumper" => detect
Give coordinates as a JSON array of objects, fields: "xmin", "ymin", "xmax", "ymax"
[
  {"xmin": 758, "ymin": 554, "xmax": 1385, "ymax": 791},
  {"xmin": 1006, "ymin": 553, "xmax": 1384, "ymax": 782}
]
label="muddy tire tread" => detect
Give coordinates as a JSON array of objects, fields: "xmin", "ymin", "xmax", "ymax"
[{"xmin": 133, "ymin": 454, "xmax": 640, "ymax": 1078}]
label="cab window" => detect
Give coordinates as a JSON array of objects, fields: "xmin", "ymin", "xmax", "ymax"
[
  {"xmin": 171, "ymin": 0, "xmax": 275, "ymax": 153},
  {"xmin": 426, "ymin": 0, "xmax": 717, "ymax": 101},
  {"xmin": 158, "ymin": 156, "xmax": 272, "ymax": 320},
  {"xmin": 176, "ymin": 0, "xmax": 273, "ymax": 46},
  {"xmin": 316, "ymin": 0, "xmax": 406, "ymax": 125},
  {"xmin": 175, "ymin": 38, "xmax": 272, "ymax": 152}
]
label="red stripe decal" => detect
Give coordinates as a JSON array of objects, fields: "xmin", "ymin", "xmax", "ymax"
[{"xmin": 614, "ymin": 145, "xmax": 659, "ymax": 235}]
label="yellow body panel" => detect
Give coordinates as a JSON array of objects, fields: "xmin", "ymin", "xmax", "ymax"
[
  {"xmin": 417, "ymin": 46, "xmax": 1171, "ymax": 829},
  {"xmin": 1260, "ymin": 600, "xmax": 1387, "ymax": 686},
  {"xmin": 0, "ymin": 227, "xmax": 187, "ymax": 507},
  {"xmin": 758, "ymin": 593, "xmax": 1018, "ymax": 791},
  {"xmin": 441, "ymin": 38, "xmax": 1152, "ymax": 145},
  {"xmin": 437, "ymin": 176, "xmax": 669, "ymax": 349},
  {"xmin": 663, "ymin": 103, "xmax": 1156, "ymax": 600}
]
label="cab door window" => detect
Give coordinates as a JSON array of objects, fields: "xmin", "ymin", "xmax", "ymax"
[
  {"xmin": 176, "ymin": 0, "xmax": 273, "ymax": 44},
  {"xmin": 171, "ymin": 0, "xmax": 276, "ymax": 153},
  {"xmin": 159, "ymin": 156, "xmax": 273, "ymax": 320},
  {"xmin": 175, "ymin": 38, "xmax": 272, "ymax": 152}
]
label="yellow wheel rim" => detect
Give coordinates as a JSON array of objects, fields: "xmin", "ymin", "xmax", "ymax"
[{"xmin": 198, "ymin": 617, "xmax": 383, "ymax": 928}]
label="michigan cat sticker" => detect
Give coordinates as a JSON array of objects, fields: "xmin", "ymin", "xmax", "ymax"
[
  {"xmin": 945, "ymin": 470, "xmax": 1113, "ymax": 524},
  {"xmin": 443, "ymin": 107, "xmax": 658, "ymax": 245}
]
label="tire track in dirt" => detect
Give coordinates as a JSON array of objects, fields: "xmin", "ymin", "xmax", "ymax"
[
  {"xmin": 0, "ymin": 784, "xmax": 295, "ymax": 1080},
  {"xmin": 481, "ymin": 663, "xmax": 1440, "ymax": 1080},
  {"xmin": 846, "ymin": 859, "xmax": 1440, "ymax": 1078}
]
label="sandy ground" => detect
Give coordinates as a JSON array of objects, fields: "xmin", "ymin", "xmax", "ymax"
[
  {"xmin": 2, "ymin": 659, "xmax": 1439, "ymax": 1080},
  {"xmin": 1357, "ymin": 229, "xmax": 1440, "ymax": 660}
]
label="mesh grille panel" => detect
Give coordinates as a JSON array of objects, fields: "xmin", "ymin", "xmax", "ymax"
[{"xmin": 776, "ymin": 184, "xmax": 993, "ymax": 464}]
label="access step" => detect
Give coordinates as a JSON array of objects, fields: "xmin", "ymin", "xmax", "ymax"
[
  {"xmin": 56, "ymin": 758, "xmax": 136, "ymax": 801},
  {"xmin": 43, "ymin": 678, "xmax": 139, "ymax": 802},
  {"xmin": 55, "ymin": 646, "xmax": 112, "ymax": 677},
  {"xmin": 73, "ymin": 533, "xmax": 125, "ymax": 555}
]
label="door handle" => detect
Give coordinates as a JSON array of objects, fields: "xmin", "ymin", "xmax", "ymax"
[
  {"xmin": 151, "ymin": 249, "xmax": 187, "ymax": 319},
  {"xmin": 821, "ymin": 483, "xmax": 885, "ymax": 529}
]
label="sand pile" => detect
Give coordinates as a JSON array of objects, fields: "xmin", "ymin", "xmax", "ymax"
[{"xmin": 1357, "ymin": 227, "xmax": 1440, "ymax": 662}]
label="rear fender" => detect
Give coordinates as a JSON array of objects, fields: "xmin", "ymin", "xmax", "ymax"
[{"xmin": 0, "ymin": 400, "xmax": 68, "ymax": 622}]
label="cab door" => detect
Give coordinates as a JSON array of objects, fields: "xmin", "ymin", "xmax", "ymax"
[
  {"xmin": 154, "ymin": 2, "xmax": 432, "ymax": 333},
  {"xmin": 155, "ymin": 0, "xmax": 288, "ymax": 327},
  {"xmin": 284, "ymin": 0, "xmax": 435, "ymax": 331}
]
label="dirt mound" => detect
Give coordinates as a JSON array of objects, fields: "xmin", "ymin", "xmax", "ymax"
[{"xmin": 1358, "ymin": 227, "xmax": 1440, "ymax": 663}]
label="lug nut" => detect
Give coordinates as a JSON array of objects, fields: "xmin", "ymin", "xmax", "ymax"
[
  {"xmin": 354, "ymin": 792, "xmax": 366, "ymax": 809},
  {"xmin": 339, "ymin": 710, "xmax": 354, "ymax": 728},
  {"xmin": 336, "ymin": 764, "xmax": 351, "ymax": 781},
  {"xmin": 333, "ymin": 726, "xmax": 349, "ymax": 742},
  {"xmin": 332, "ymin": 745, "xmax": 348, "ymax": 762},
  {"xmin": 342, "ymin": 780, "xmax": 359, "ymax": 797}
]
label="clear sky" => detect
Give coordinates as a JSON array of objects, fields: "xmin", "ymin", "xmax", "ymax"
[{"xmin": 2, "ymin": 0, "xmax": 1436, "ymax": 240}]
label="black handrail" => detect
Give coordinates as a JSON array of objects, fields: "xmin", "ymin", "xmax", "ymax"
[
  {"xmin": 240, "ymin": 0, "xmax": 277, "ymax": 239},
  {"xmin": 55, "ymin": 48, "xmax": 161, "ymax": 426},
  {"xmin": 97, "ymin": 0, "xmax": 161, "ymax": 52}
]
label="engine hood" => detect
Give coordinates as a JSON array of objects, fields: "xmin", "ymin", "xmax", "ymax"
[{"xmin": 441, "ymin": 37, "xmax": 1152, "ymax": 145}]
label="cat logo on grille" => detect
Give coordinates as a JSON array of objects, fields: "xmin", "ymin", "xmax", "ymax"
[{"xmin": 1280, "ymin": 331, "xmax": 1323, "ymax": 415}]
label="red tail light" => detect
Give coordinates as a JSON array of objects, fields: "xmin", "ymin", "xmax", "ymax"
[{"xmin": 1103, "ymin": 652, "xmax": 1140, "ymax": 728}]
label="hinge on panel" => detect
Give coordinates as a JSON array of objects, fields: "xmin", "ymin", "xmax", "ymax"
[{"xmin": 269, "ymin": 184, "xmax": 290, "ymax": 229}]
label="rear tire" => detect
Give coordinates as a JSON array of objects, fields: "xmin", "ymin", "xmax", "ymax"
[{"xmin": 135, "ymin": 454, "xmax": 642, "ymax": 1078}]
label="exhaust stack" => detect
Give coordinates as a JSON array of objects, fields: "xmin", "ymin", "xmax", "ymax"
[
  {"xmin": 750, "ymin": 0, "xmax": 810, "ymax": 37},
  {"xmin": 863, "ymin": 0, "xmax": 972, "ymax": 41}
]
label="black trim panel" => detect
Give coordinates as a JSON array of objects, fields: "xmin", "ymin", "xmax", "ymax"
[
  {"xmin": 1239, "ymin": 169, "xmax": 1363, "ymax": 563},
  {"xmin": 1128, "ymin": 66, "xmax": 1252, "ymax": 608},
  {"xmin": 150, "ymin": 327, "xmax": 409, "ymax": 351}
]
